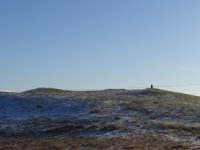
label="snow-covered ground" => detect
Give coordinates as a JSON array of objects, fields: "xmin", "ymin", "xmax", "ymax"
[
  {"xmin": 0, "ymin": 95, "xmax": 90, "ymax": 120},
  {"xmin": 0, "ymin": 88, "xmax": 199, "ymax": 146}
]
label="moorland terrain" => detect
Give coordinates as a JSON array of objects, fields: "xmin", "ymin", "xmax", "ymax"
[{"xmin": 0, "ymin": 88, "xmax": 199, "ymax": 149}]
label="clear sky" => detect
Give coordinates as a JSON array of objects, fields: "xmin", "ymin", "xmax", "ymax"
[{"xmin": 1, "ymin": 0, "xmax": 200, "ymax": 95}]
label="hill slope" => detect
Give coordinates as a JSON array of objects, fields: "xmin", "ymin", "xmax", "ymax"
[{"xmin": 0, "ymin": 88, "xmax": 199, "ymax": 149}]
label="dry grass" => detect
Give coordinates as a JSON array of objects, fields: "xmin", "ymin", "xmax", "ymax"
[
  {"xmin": 152, "ymin": 121, "xmax": 200, "ymax": 136},
  {"xmin": 0, "ymin": 134, "xmax": 195, "ymax": 150},
  {"xmin": 1, "ymin": 88, "xmax": 200, "ymax": 149},
  {"xmin": 0, "ymin": 138, "xmax": 67, "ymax": 150}
]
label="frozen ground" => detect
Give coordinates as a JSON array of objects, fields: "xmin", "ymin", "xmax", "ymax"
[{"xmin": 0, "ymin": 88, "xmax": 200, "ymax": 149}]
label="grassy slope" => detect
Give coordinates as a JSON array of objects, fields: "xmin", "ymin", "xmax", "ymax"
[
  {"xmin": 20, "ymin": 88, "xmax": 200, "ymax": 137},
  {"xmin": 1, "ymin": 88, "xmax": 200, "ymax": 149}
]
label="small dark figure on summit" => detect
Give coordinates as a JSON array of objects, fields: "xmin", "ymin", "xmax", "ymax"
[{"xmin": 151, "ymin": 84, "xmax": 153, "ymax": 89}]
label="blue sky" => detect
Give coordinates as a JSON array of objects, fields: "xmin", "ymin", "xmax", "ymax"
[{"xmin": 1, "ymin": 0, "xmax": 200, "ymax": 95}]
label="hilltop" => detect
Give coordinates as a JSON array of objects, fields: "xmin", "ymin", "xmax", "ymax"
[{"xmin": 0, "ymin": 88, "xmax": 199, "ymax": 149}]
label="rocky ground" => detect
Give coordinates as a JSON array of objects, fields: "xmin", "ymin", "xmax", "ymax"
[{"xmin": 0, "ymin": 88, "xmax": 200, "ymax": 149}]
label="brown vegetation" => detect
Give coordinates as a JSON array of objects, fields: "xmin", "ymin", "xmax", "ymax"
[{"xmin": 0, "ymin": 134, "xmax": 195, "ymax": 150}]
